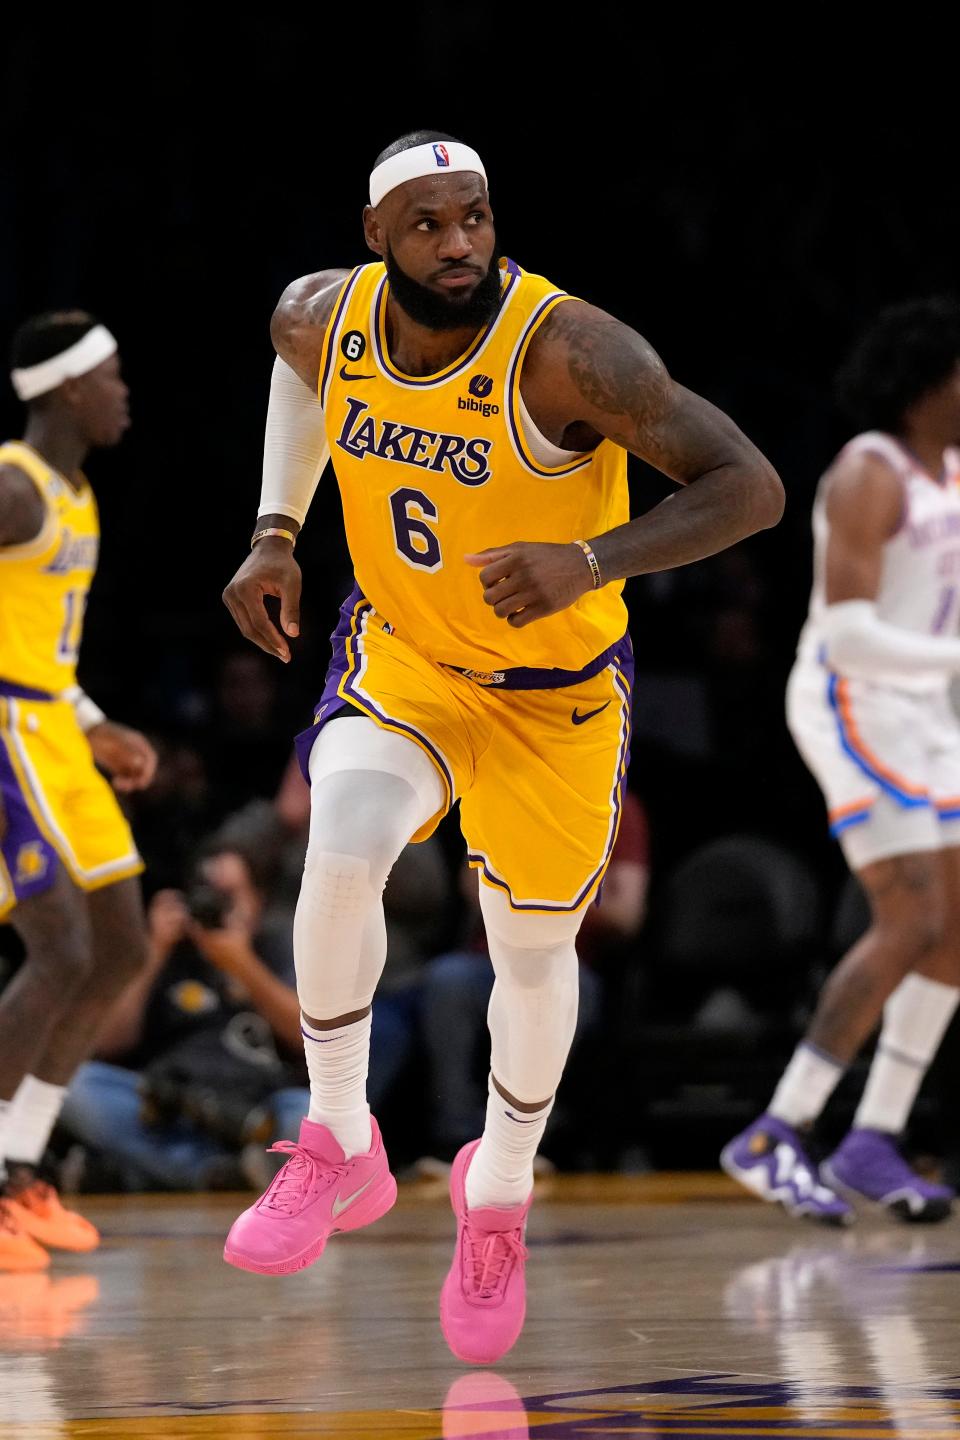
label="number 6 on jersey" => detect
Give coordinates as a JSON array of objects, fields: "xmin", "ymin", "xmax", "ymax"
[{"xmin": 390, "ymin": 487, "xmax": 442, "ymax": 572}]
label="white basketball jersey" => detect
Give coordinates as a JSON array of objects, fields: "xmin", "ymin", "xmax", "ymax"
[{"xmin": 798, "ymin": 431, "xmax": 960, "ymax": 691}]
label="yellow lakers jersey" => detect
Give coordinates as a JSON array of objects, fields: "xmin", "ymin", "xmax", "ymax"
[
  {"xmin": 318, "ymin": 259, "xmax": 630, "ymax": 673},
  {"xmin": 0, "ymin": 441, "xmax": 99, "ymax": 694}
]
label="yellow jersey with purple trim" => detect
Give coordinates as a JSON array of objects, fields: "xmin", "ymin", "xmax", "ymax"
[
  {"xmin": 317, "ymin": 259, "xmax": 629, "ymax": 674},
  {"xmin": 0, "ymin": 441, "xmax": 99, "ymax": 695}
]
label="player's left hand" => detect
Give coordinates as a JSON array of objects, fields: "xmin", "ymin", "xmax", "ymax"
[
  {"xmin": 88, "ymin": 722, "xmax": 158, "ymax": 792},
  {"xmin": 465, "ymin": 541, "xmax": 596, "ymax": 627}
]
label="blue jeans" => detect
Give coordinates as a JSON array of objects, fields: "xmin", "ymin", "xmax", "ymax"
[
  {"xmin": 61, "ymin": 1062, "xmax": 311, "ymax": 1191},
  {"xmin": 420, "ymin": 950, "xmax": 602, "ymax": 1150}
]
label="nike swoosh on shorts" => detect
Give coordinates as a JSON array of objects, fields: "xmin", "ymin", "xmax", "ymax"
[{"xmin": 571, "ymin": 701, "xmax": 611, "ymax": 725}]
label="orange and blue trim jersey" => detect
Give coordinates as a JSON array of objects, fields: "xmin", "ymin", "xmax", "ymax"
[
  {"xmin": 318, "ymin": 259, "xmax": 630, "ymax": 674},
  {"xmin": 0, "ymin": 441, "xmax": 99, "ymax": 695}
]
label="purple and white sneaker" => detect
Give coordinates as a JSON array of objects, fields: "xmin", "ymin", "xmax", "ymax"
[
  {"xmin": 821, "ymin": 1128, "xmax": 954, "ymax": 1224},
  {"xmin": 720, "ymin": 1114, "xmax": 853, "ymax": 1226}
]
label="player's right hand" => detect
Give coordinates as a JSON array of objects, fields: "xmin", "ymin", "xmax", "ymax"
[{"xmin": 222, "ymin": 539, "xmax": 302, "ymax": 663}]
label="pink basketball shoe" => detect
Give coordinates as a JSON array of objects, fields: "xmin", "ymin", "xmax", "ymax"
[
  {"xmin": 223, "ymin": 1115, "xmax": 397, "ymax": 1275},
  {"xmin": 439, "ymin": 1140, "xmax": 531, "ymax": 1366}
]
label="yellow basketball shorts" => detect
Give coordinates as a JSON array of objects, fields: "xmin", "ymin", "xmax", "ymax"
[
  {"xmin": 295, "ymin": 587, "xmax": 634, "ymax": 914},
  {"xmin": 0, "ymin": 687, "xmax": 143, "ymax": 917}
]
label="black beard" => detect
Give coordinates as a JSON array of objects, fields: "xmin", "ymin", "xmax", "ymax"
[{"xmin": 384, "ymin": 245, "xmax": 503, "ymax": 332}]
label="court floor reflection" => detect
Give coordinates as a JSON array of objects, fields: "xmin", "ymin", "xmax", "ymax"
[{"xmin": 0, "ymin": 1183, "xmax": 954, "ymax": 1437}]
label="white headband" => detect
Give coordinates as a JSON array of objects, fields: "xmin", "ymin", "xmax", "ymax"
[
  {"xmin": 11, "ymin": 324, "xmax": 118, "ymax": 401},
  {"xmin": 369, "ymin": 141, "xmax": 487, "ymax": 207}
]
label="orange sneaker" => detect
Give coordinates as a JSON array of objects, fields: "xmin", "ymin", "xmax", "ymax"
[
  {"xmin": 4, "ymin": 1182, "xmax": 100, "ymax": 1253},
  {"xmin": 0, "ymin": 1201, "xmax": 50, "ymax": 1272}
]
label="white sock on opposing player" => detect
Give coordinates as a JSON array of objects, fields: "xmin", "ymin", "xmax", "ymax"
[
  {"xmin": 301, "ymin": 1012, "xmax": 373, "ymax": 1158},
  {"xmin": 769, "ymin": 1042, "xmax": 845, "ymax": 1128},
  {"xmin": 854, "ymin": 973, "xmax": 960, "ymax": 1134},
  {"xmin": 2, "ymin": 1075, "xmax": 67, "ymax": 1167}
]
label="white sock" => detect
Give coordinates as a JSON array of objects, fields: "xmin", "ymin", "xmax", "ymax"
[
  {"xmin": 855, "ymin": 973, "xmax": 960, "ymax": 1134},
  {"xmin": 301, "ymin": 1012, "xmax": 372, "ymax": 1159},
  {"xmin": 465, "ymin": 1077, "xmax": 554, "ymax": 1209},
  {"xmin": 769, "ymin": 1042, "xmax": 845, "ymax": 1127},
  {"xmin": 3, "ymin": 1076, "xmax": 67, "ymax": 1167}
]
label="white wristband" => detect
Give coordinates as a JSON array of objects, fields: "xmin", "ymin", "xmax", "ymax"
[
  {"xmin": 60, "ymin": 685, "xmax": 107, "ymax": 732},
  {"xmin": 258, "ymin": 357, "xmax": 330, "ymax": 527},
  {"xmin": 822, "ymin": 600, "xmax": 960, "ymax": 679}
]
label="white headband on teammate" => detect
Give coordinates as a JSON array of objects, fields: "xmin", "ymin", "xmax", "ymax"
[
  {"xmin": 369, "ymin": 141, "xmax": 487, "ymax": 207},
  {"xmin": 11, "ymin": 325, "xmax": 118, "ymax": 401}
]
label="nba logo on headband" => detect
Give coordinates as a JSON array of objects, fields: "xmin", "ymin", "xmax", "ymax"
[{"xmin": 369, "ymin": 141, "xmax": 486, "ymax": 206}]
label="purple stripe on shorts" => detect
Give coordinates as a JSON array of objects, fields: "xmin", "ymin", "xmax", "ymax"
[
  {"xmin": 0, "ymin": 721, "xmax": 60, "ymax": 905},
  {"xmin": 0, "ymin": 678, "xmax": 56, "ymax": 701},
  {"xmin": 294, "ymin": 583, "xmax": 365, "ymax": 782},
  {"xmin": 292, "ymin": 584, "xmax": 455, "ymax": 810}
]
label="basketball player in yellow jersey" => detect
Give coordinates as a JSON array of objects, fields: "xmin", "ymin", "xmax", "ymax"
[
  {"xmin": 222, "ymin": 131, "xmax": 783, "ymax": 1363},
  {"xmin": 0, "ymin": 312, "xmax": 156, "ymax": 1271}
]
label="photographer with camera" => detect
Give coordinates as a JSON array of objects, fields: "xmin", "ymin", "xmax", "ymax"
[{"xmin": 59, "ymin": 843, "xmax": 309, "ymax": 1191}]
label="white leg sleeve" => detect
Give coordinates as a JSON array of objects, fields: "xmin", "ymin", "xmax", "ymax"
[
  {"xmin": 464, "ymin": 907, "xmax": 583, "ymax": 1209},
  {"xmin": 293, "ymin": 717, "xmax": 445, "ymax": 1020},
  {"xmin": 485, "ymin": 933, "xmax": 581, "ymax": 1103}
]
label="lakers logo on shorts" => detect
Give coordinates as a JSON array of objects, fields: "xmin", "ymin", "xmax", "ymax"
[
  {"xmin": 460, "ymin": 669, "xmax": 506, "ymax": 686},
  {"xmin": 15, "ymin": 840, "xmax": 48, "ymax": 885}
]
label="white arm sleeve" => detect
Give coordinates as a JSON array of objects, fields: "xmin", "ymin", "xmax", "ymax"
[
  {"xmin": 257, "ymin": 357, "xmax": 330, "ymax": 527},
  {"xmin": 822, "ymin": 600, "xmax": 960, "ymax": 678}
]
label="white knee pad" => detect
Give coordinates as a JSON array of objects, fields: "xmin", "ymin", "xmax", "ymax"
[{"xmin": 294, "ymin": 717, "xmax": 444, "ymax": 1023}]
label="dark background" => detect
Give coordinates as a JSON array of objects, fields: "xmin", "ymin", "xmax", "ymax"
[{"xmin": 1, "ymin": 17, "xmax": 958, "ymax": 1068}]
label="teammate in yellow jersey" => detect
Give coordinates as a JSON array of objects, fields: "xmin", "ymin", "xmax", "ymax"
[
  {"xmin": 0, "ymin": 312, "xmax": 156, "ymax": 1271},
  {"xmin": 221, "ymin": 130, "xmax": 784, "ymax": 1362}
]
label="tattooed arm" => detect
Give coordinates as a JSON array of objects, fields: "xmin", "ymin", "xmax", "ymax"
[
  {"xmin": 468, "ymin": 301, "xmax": 784, "ymax": 627},
  {"xmin": 269, "ymin": 269, "xmax": 351, "ymax": 390},
  {"xmin": 223, "ymin": 269, "xmax": 348, "ymax": 660}
]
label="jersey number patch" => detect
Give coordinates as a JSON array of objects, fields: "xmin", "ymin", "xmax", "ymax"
[
  {"xmin": 389, "ymin": 488, "xmax": 442, "ymax": 572},
  {"xmin": 57, "ymin": 589, "xmax": 87, "ymax": 664}
]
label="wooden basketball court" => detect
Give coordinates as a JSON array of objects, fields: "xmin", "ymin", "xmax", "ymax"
[{"xmin": 0, "ymin": 1174, "xmax": 957, "ymax": 1437}]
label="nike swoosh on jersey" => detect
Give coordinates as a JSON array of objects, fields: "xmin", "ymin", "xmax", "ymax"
[
  {"xmin": 331, "ymin": 1174, "xmax": 376, "ymax": 1218},
  {"xmin": 571, "ymin": 701, "xmax": 611, "ymax": 725},
  {"xmin": 339, "ymin": 366, "xmax": 376, "ymax": 381}
]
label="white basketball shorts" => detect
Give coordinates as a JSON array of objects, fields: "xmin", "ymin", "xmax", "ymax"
[{"xmin": 786, "ymin": 658, "xmax": 960, "ymax": 869}]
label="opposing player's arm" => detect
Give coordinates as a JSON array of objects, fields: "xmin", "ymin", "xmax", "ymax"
[
  {"xmin": 469, "ymin": 302, "xmax": 783, "ymax": 626},
  {"xmin": 822, "ymin": 451, "xmax": 904, "ymax": 603},
  {"xmin": 223, "ymin": 269, "xmax": 348, "ymax": 662},
  {"xmin": 819, "ymin": 452, "xmax": 960, "ymax": 676},
  {"xmin": 0, "ymin": 465, "xmax": 46, "ymax": 548}
]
